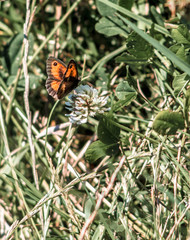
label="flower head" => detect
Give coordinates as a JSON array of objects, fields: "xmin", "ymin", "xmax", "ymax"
[{"xmin": 65, "ymin": 85, "xmax": 110, "ymax": 125}]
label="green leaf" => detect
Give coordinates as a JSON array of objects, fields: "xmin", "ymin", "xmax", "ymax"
[
  {"xmin": 85, "ymin": 140, "xmax": 119, "ymax": 162},
  {"xmin": 169, "ymin": 44, "xmax": 183, "ymax": 54},
  {"xmin": 153, "ymin": 110, "xmax": 185, "ymax": 135},
  {"xmin": 4, "ymin": 33, "xmax": 23, "ymax": 75},
  {"xmin": 98, "ymin": 0, "xmax": 170, "ymax": 36},
  {"xmin": 0, "ymin": 148, "xmax": 29, "ymax": 175},
  {"xmin": 126, "ymin": 66, "xmax": 137, "ymax": 89},
  {"xmin": 171, "ymin": 24, "xmax": 190, "ymax": 45},
  {"xmin": 185, "ymin": 88, "xmax": 190, "ymax": 106},
  {"xmin": 115, "ymin": 12, "xmax": 190, "ymax": 75},
  {"xmin": 170, "ymin": 44, "xmax": 187, "ymax": 62},
  {"xmin": 126, "ymin": 31, "xmax": 154, "ymax": 60},
  {"xmin": 95, "ymin": 0, "xmax": 190, "ymax": 76},
  {"xmin": 184, "ymin": 88, "xmax": 190, "ymax": 124},
  {"xmin": 121, "ymin": 135, "xmax": 130, "ymax": 146},
  {"xmin": 96, "ymin": 0, "xmax": 117, "ymax": 16},
  {"xmin": 9, "ymin": 5, "xmax": 24, "ymax": 23},
  {"xmin": 84, "ymin": 199, "xmax": 93, "ymax": 220},
  {"xmin": 0, "ymin": 21, "xmax": 13, "ymax": 35},
  {"xmin": 115, "ymin": 53, "xmax": 148, "ymax": 65},
  {"xmin": 52, "ymin": 206, "xmax": 70, "ymax": 221},
  {"xmin": 95, "ymin": 67, "xmax": 109, "ymax": 90},
  {"xmin": 109, "ymin": 219, "xmax": 125, "ymax": 233},
  {"xmin": 19, "ymin": 74, "xmax": 40, "ymax": 89},
  {"xmin": 150, "ymin": 6, "xmax": 164, "ymax": 27},
  {"xmin": 14, "ymin": 168, "xmax": 43, "ymax": 199},
  {"xmin": 98, "ymin": 115, "xmax": 120, "ymax": 144},
  {"xmin": 95, "ymin": 16, "xmax": 129, "ymax": 37},
  {"xmin": 116, "ymin": 81, "xmax": 136, "ymax": 100},
  {"xmin": 113, "ymin": 92, "xmax": 137, "ymax": 112},
  {"xmin": 118, "ymin": 0, "xmax": 134, "ymax": 10},
  {"xmin": 172, "ymin": 73, "xmax": 189, "ymax": 96},
  {"xmin": 7, "ymin": 74, "xmax": 40, "ymax": 90}
]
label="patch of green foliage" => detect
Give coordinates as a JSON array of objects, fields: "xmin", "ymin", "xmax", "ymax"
[{"xmin": 0, "ymin": 0, "xmax": 190, "ymax": 239}]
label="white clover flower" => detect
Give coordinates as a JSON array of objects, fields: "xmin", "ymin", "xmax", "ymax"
[{"xmin": 65, "ymin": 85, "xmax": 110, "ymax": 125}]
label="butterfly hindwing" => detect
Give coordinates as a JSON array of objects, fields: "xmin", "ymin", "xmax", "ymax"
[
  {"xmin": 57, "ymin": 59, "xmax": 79, "ymax": 99},
  {"xmin": 46, "ymin": 56, "xmax": 67, "ymax": 98}
]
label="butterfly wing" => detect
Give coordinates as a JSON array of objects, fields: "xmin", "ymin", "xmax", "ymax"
[
  {"xmin": 46, "ymin": 56, "xmax": 67, "ymax": 98},
  {"xmin": 57, "ymin": 59, "xmax": 80, "ymax": 99}
]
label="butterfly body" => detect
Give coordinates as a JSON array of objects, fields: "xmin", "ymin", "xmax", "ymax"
[{"xmin": 46, "ymin": 56, "xmax": 79, "ymax": 99}]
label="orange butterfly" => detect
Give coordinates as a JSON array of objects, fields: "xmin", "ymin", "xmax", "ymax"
[{"xmin": 46, "ymin": 56, "xmax": 79, "ymax": 99}]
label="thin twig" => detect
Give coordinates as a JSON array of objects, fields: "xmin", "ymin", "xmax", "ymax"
[
  {"xmin": 23, "ymin": 0, "xmax": 43, "ymax": 232},
  {"xmin": 23, "ymin": 0, "xmax": 39, "ymax": 190}
]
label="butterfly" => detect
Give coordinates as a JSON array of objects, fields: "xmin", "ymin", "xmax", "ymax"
[{"xmin": 46, "ymin": 56, "xmax": 80, "ymax": 99}]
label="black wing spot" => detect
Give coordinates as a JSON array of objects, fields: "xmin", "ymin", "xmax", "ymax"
[
  {"xmin": 53, "ymin": 62, "xmax": 57, "ymax": 66},
  {"xmin": 69, "ymin": 65, "xmax": 73, "ymax": 69}
]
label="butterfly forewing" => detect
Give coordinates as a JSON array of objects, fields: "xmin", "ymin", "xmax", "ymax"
[{"xmin": 46, "ymin": 56, "xmax": 67, "ymax": 98}]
